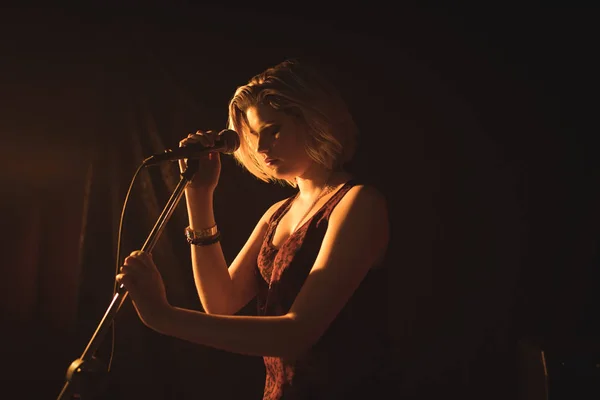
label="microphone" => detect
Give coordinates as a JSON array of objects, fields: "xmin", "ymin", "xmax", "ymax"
[{"xmin": 143, "ymin": 129, "xmax": 240, "ymax": 166}]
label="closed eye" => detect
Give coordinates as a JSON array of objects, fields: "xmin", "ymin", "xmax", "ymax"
[{"xmin": 264, "ymin": 125, "xmax": 281, "ymax": 138}]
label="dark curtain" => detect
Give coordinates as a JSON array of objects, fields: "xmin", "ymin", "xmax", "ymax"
[{"xmin": 1, "ymin": 6, "xmax": 597, "ymax": 400}]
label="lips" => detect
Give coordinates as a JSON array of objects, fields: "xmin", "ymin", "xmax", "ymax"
[{"xmin": 264, "ymin": 158, "xmax": 279, "ymax": 166}]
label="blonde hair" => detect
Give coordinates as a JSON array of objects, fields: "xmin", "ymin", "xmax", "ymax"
[{"xmin": 227, "ymin": 59, "xmax": 358, "ymax": 187}]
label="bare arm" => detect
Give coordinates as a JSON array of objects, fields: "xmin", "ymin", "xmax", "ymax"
[
  {"xmin": 148, "ymin": 185, "xmax": 389, "ymax": 358},
  {"xmin": 185, "ymin": 190, "xmax": 282, "ymax": 315}
]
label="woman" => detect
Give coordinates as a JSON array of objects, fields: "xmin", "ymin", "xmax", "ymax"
[{"xmin": 117, "ymin": 58, "xmax": 393, "ymax": 399}]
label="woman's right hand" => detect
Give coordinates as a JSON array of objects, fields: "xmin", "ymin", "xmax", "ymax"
[{"xmin": 178, "ymin": 130, "xmax": 222, "ymax": 192}]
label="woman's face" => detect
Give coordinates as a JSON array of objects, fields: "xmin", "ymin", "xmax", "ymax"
[{"xmin": 245, "ymin": 103, "xmax": 314, "ymax": 181}]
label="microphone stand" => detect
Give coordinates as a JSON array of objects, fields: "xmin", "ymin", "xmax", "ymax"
[{"xmin": 56, "ymin": 160, "xmax": 199, "ymax": 400}]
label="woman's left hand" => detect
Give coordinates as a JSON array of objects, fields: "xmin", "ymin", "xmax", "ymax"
[{"xmin": 116, "ymin": 250, "xmax": 171, "ymax": 329}]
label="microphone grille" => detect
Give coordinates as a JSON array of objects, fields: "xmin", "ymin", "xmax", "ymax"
[{"xmin": 218, "ymin": 129, "xmax": 240, "ymax": 153}]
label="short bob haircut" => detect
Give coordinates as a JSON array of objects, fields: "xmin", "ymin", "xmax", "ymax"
[{"xmin": 227, "ymin": 59, "xmax": 359, "ymax": 187}]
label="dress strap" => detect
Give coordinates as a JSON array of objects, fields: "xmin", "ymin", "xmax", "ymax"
[{"xmin": 314, "ymin": 179, "xmax": 358, "ymax": 224}]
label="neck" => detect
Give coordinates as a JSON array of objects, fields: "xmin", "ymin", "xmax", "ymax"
[{"xmin": 295, "ymin": 168, "xmax": 351, "ymax": 202}]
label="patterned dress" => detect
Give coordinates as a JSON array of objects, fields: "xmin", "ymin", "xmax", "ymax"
[{"xmin": 256, "ymin": 179, "xmax": 392, "ymax": 399}]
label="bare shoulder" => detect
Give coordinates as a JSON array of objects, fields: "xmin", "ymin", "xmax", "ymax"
[
  {"xmin": 323, "ymin": 183, "xmax": 389, "ymax": 271},
  {"xmin": 336, "ymin": 183, "xmax": 388, "ymax": 216},
  {"xmin": 328, "ymin": 183, "xmax": 389, "ymax": 240}
]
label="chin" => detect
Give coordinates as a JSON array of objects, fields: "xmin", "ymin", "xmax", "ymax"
[
  {"xmin": 270, "ymin": 169, "xmax": 295, "ymax": 181},
  {"xmin": 271, "ymin": 172, "xmax": 293, "ymax": 181}
]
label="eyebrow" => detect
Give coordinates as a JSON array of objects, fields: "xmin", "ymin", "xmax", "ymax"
[{"xmin": 249, "ymin": 121, "xmax": 277, "ymax": 135}]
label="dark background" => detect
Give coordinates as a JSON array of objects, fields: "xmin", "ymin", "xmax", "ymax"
[{"xmin": 1, "ymin": 4, "xmax": 598, "ymax": 400}]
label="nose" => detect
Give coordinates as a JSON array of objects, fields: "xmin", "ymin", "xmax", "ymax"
[{"xmin": 256, "ymin": 134, "xmax": 272, "ymax": 154}]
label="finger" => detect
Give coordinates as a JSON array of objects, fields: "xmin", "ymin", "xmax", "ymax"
[
  {"xmin": 182, "ymin": 135, "xmax": 212, "ymax": 148},
  {"xmin": 180, "ymin": 132, "xmax": 198, "ymax": 145},
  {"xmin": 122, "ymin": 255, "xmax": 147, "ymax": 273},
  {"xmin": 116, "ymin": 273, "xmax": 135, "ymax": 288},
  {"xmin": 132, "ymin": 250, "xmax": 153, "ymax": 263},
  {"xmin": 197, "ymin": 130, "xmax": 216, "ymax": 146},
  {"xmin": 119, "ymin": 262, "xmax": 139, "ymax": 277},
  {"xmin": 180, "ymin": 130, "xmax": 208, "ymax": 144},
  {"xmin": 179, "ymin": 136, "xmax": 202, "ymax": 147},
  {"xmin": 118, "ymin": 261, "xmax": 143, "ymax": 287},
  {"xmin": 123, "ymin": 251, "xmax": 155, "ymax": 273}
]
